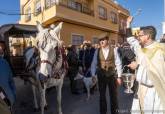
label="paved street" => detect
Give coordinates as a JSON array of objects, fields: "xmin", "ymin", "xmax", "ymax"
[{"xmin": 13, "ymin": 77, "xmax": 133, "ymax": 114}]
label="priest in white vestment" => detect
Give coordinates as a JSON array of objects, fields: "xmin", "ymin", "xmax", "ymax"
[{"xmin": 126, "ymin": 16, "xmax": 165, "ymax": 114}]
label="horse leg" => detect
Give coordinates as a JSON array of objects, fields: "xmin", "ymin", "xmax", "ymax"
[
  {"xmin": 44, "ymin": 91, "xmax": 48, "ymax": 110},
  {"xmin": 86, "ymin": 85, "xmax": 90, "ymax": 101},
  {"xmin": 40, "ymin": 83, "xmax": 46, "ymax": 114},
  {"xmin": 56, "ymin": 80, "xmax": 63, "ymax": 114},
  {"xmin": 32, "ymin": 85, "xmax": 39, "ymax": 111}
]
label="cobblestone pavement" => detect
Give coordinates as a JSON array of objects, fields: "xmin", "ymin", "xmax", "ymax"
[{"xmin": 12, "ymin": 77, "xmax": 133, "ymax": 114}]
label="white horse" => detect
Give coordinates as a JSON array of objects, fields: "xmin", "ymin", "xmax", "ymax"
[{"xmin": 24, "ymin": 22, "xmax": 66, "ymax": 114}]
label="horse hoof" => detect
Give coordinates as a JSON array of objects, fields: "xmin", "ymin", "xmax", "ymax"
[
  {"xmin": 33, "ymin": 108, "xmax": 40, "ymax": 112},
  {"xmin": 44, "ymin": 105, "xmax": 48, "ymax": 110}
]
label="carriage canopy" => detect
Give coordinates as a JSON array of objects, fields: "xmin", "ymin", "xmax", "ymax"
[{"xmin": 0, "ymin": 24, "xmax": 37, "ymax": 77}]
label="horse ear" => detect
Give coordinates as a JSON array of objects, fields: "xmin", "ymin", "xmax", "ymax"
[
  {"xmin": 53, "ymin": 22, "xmax": 63, "ymax": 35},
  {"xmin": 36, "ymin": 21, "xmax": 43, "ymax": 32},
  {"xmin": 49, "ymin": 22, "xmax": 63, "ymax": 42},
  {"xmin": 50, "ymin": 24, "xmax": 56, "ymax": 29}
]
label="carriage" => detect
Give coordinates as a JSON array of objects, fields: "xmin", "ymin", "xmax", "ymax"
[
  {"xmin": 0, "ymin": 24, "xmax": 37, "ymax": 78},
  {"xmin": 0, "ymin": 23, "xmax": 66, "ymax": 114}
]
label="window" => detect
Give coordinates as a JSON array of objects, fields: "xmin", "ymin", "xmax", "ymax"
[
  {"xmin": 45, "ymin": 0, "xmax": 56, "ymax": 9},
  {"xmin": 82, "ymin": 3, "xmax": 92, "ymax": 15},
  {"xmin": 68, "ymin": 1, "xmax": 82, "ymax": 12},
  {"xmin": 45, "ymin": 0, "xmax": 51, "ymax": 8},
  {"xmin": 25, "ymin": 7, "xmax": 31, "ymax": 22},
  {"xmin": 119, "ymin": 19, "xmax": 126, "ymax": 33},
  {"xmin": 119, "ymin": 19, "xmax": 123, "ymax": 30},
  {"xmin": 34, "ymin": 0, "xmax": 41, "ymax": 16},
  {"xmin": 110, "ymin": 11, "xmax": 118, "ymax": 24},
  {"xmin": 68, "ymin": 1, "xmax": 76, "ymax": 9},
  {"xmin": 51, "ymin": 0, "xmax": 56, "ymax": 4},
  {"xmin": 71, "ymin": 34, "xmax": 84, "ymax": 45},
  {"xmin": 92, "ymin": 37, "xmax": 99, "ymax": 44},
  {"xmin": 98, "ymin": 6, "xmax": 107, "ymax": 20},
  {"xmin": 76, "ymin": 2, "xmax": 82, "ymax": 12}
]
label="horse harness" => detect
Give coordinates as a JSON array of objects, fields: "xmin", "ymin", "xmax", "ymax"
[{"xmin": 40, "ymin": 47, "xmax": 64, "ymax": 79}]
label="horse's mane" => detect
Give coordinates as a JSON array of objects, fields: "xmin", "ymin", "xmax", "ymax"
[{"xmin": 24, "ymin": 47, "xmax": 39, "ymax": 71}]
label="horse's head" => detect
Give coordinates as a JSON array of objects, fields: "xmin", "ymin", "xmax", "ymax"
[{"xmin": 36, "ymin": 21, "xmax": 62, "ymax": 79}]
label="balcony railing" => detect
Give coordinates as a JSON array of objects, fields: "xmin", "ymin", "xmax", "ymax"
[{"xmin": 59, "ymin": 0, "xmax": 94, "ymax": 16}]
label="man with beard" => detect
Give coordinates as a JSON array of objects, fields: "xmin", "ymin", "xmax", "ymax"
[{"xmin": 127, "ymin": 16, "xmax": 165, "ymax": 114}]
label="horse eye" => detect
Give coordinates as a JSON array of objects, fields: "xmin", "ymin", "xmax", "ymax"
[
  {"xmin": 37, "ymin": 41, "xmax": 40, "ymax": 48},
  {"xmin": 42, "ymin": 42, "xmax": 46, "ymax": 49}
]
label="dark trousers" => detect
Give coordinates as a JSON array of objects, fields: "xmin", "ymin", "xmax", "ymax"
[
  {"xmin": 68, "ymin": 67, "xmax": 78, "ymax": 93},
  {"xmin": 98, "ymin": 75, "xmax": 119, "ymax": 114}
]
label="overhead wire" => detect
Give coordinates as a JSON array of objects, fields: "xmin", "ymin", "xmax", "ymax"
[{"xmin": 0, "ymin": 10, "xmax": 35, "ymax": 15}]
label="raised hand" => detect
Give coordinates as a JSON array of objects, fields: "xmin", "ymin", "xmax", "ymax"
[
  {"xmin": 127, "ymin": 16, "xmax": 133, "ymax": 24},
  {"xmin": 127, "ymin": 16, "xmax": 134, "ymax": 28}
]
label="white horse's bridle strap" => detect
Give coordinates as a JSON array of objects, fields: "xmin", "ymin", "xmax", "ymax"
[{"xmin": 40, "ymin": 60, "xmax": 53, "ymax": 67}]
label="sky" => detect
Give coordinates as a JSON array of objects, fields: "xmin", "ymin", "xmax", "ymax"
[
  {"xmin": 0, "ymin": 0, "xmax": 164, "ymax": 39},
  {"xmin": 0, "ymin": 0, "xmax": 20, "ymax": 25},
  {"xmin": 117, "ymin": 0, "xmax": 164, "ymax": 39}
]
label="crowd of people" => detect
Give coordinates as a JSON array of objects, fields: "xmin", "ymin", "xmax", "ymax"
[
  {"xmin": 0, "ymin": 15, "xmax": 165, "ymax": 114},
  {"xmin": 67, "ymin": 40, "xmax": 96, "ymax": 94}
]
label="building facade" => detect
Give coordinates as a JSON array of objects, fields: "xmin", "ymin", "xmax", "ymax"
[{"xmin": 19, "ymin": 0, "xmax": 129, "ymax": 46}]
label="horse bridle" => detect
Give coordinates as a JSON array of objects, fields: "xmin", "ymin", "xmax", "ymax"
[
  {"xmin": 40, "ymin": 46, "xmax": 60, "ymax": 68},
  {"xmin": 40, "ymin": 60, "xmax": 54, "ymax": 67},
  {"xmin": 38, "ymin": 29, "xmax": 60, "ymax": 68}
]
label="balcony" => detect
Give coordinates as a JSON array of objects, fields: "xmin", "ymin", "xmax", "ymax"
[
  {"xmin": 21, "ymin": 0, "xmax": 118, "ymax": 31},
  {"xmin": 59, "ymin": 0, "xmax": 94, "ymax": 16}
]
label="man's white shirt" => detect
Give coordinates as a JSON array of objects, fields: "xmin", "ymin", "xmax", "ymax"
[{"xmin": 101, "ymin": 46, "xmax": 109, "ymax": 60}]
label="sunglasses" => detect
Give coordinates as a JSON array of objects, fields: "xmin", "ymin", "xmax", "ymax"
[{"xmin": 138, "ymin": 34, "xmax": 145, "ymax": 37}]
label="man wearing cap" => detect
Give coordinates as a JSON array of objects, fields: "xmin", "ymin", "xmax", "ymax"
[
  {"xmin": 126, "ymin": 16, "xmax": 165, "ymax": 113},
  {"xmin": 91, "ymin": 33, "xmax": 122, "ymax": 114}
]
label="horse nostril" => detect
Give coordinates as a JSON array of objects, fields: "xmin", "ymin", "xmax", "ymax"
[{"xmin": 38, "ymin": 73, "xmax": 48, "ymax": 82}]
